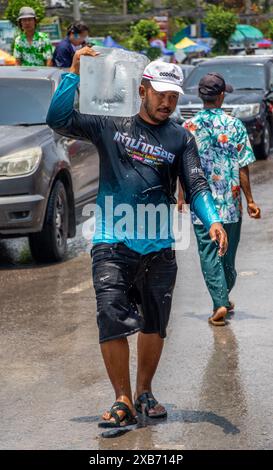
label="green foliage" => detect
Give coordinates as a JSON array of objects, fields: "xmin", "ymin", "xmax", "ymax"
[
  {"xmin": 126, "ymin": 18, "xmax": 161, "ymax": 60},
  {"xmin": 5, "ymin": 0, "xmax": 45, "ymax": 25},
  {"xmin": 127, "ymin": 33, "xmax": 149, "ymax": 52},
  {"xmin": 145, "ymin": 46, "xmax": 161, "ymax": 61},
  {"xmin": 163, "ymin": 0, "xmax": 195, "ymax": 10},
  {"xmin": 204, "ymin": 5, "xmax": 238, "ymax": 53},
  {"xmin": 83, "ymin": 0, "xmax": 152, "ymax": 14},
  {"xmin": 132, "ymin": 19, "xmax": 160, "ymax": 41},
  {"xmin": 259, "ymin": 19, "xmax": 273, "ymax": 40},
  {"xmin": 127, "ymin": 0, "xmax": 152, "ymax": 13}
]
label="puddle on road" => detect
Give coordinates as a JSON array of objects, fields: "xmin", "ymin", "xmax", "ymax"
[
  {"xmin": 0, "ymin": 223, "xmax": 91, "ymax": 268},
  {"xmin": 239, "ymin": 271, "xmax": 258, "ymax": 277},
  {"xmin": 0, "ymin": 238, "xmax": 31, "ymax": 267}
]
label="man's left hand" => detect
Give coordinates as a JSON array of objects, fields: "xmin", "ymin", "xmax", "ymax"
[
  {"xmin": 247, "ymin": 201, "xmax": 261, "ymax": 219},
  {"xmin": 209, "ymin": 223, "xmax": 228, "ymax": 257}
]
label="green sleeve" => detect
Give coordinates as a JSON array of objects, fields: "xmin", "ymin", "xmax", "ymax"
[
  {"xmin": 43, "ymin": 34, "xmax": 53, "ymax": 61},
  {"xmin": 13, "ymin": 36, "xmax": 22, "ymax": 60}
]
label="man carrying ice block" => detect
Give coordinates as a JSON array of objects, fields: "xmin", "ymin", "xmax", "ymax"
[{"xmin": 46, "ymin": 47, "xmax": 228, "ymax": 429}]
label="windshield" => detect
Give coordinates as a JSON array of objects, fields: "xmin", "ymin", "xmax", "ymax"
[
  {"xmin": 180, "ymin": 66, "xmax": 194, "ymax": 79},
  {"xmin": 184, "ymin": 63, "xmax": 266, "ymax": 92},
  {"xmin": 0, "ymin": 78, "xmax": 53, "ymax": 125}
]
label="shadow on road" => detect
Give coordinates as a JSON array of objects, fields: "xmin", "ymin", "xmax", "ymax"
[{"xmin": 70, "ymin": 407, "xmax": 240, "ymax": 439}]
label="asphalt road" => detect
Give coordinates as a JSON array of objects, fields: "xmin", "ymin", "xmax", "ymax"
[{"xmin": 0, "ymin": 158, "xmax": 272, "ymax": 450}]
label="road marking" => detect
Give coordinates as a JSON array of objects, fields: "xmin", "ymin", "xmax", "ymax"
[{"xmin": 62, "ymin": 280, "xmax": 91, "ymax": 295}]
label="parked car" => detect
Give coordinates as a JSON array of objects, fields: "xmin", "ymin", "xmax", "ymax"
[
  {"xmin": 236, "ymin": 49, "xmax": 273, "ymax": 56},
  {"xmin": 170, "ymin": 65, "xmax": 195, "ymax": 125},
  {"xmin": 0, "ymin": 67, "xmax": 99, "ymax": 263},
  {"xmin": 178, "ymin": 64, "xmax": 195, "ymax": 80},
  {"xmin": 178, "ymin": 56, "xmax": 273, "ymax": 159}
]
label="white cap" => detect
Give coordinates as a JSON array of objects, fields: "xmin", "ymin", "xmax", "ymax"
[
  {"xmin": 17, "ymin": 7, "xmax": 36, "ymax": 21},
  {"xmin": 142, "ymin": 60, "xmax": 184, "ymax": 94}
]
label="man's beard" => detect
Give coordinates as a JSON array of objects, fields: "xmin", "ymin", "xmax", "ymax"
[{"xmin": 143, "ymin": 99, "xmax": 169, "ymax": 124}]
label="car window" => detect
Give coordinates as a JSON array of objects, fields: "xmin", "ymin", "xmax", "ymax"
[
  {"xmin": 0, "ymin": 78, "xmax": 53, "ymax": 125},
  {"xmin": 184, "ymin": 63, "xmax": 266, "ymax": 92}
]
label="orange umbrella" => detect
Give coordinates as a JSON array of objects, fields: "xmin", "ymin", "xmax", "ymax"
[{"xmin": 0, "ymin": 49, "xmax": 16, "ymax": 66}]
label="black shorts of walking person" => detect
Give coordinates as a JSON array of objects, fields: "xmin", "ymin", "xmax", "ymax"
[{"xmin": 91, "ymin": 242, "xmax": 178, "ymax": 343}]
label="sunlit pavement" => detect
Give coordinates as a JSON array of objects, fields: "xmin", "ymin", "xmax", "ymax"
[{"xmin": 0, "ymin": 158, "xmax": 272, "ymax": 449}]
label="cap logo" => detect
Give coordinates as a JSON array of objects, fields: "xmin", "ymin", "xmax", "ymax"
[{"xmin": 159, "ymin": 72, "xmax": 180, "ymax": 80}]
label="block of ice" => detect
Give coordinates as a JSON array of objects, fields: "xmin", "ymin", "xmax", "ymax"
[{"xmin": 79, "ymin": 47, "xmax": 149, "ymax": 116}]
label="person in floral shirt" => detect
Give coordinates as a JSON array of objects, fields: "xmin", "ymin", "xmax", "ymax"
[
  {"xmin": 182, "ymin": 72, "xmax": 261, "ymax": 325},
  {"xmin": 13, "ymin": 7, "xmax": 52, "ymax": 67}
]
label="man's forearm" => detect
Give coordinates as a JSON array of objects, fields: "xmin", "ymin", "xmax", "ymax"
[
  {"xmin": 191, "ymin": 191, "xmax": 222, "ymax": 231},
  {"xmin": 240, "ymin": 166, "xmax": 253, "ymax": 203},
  {"xmin": 46, "ymin": 73, "xmax": 79, "ymax": 129},
  {"xmin": 70, "ymin": 62, "xmax": 80, "ymax": 75}
]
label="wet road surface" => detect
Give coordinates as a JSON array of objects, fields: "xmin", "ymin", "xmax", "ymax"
[{"xmin": 0, "ymin": 159, "xmax": 273, "ymax": 450}]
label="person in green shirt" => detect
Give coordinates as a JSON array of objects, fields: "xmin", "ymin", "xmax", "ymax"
[{"xmin": 13, "ymin": 7, "xmax": 53, "ymax": 67}]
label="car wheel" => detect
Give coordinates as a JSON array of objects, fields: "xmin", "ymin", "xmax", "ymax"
[
  {"xmin": 29, "ymin": 180, "xmax": 69, "ymax": 263},
  {"xmin": 254, "ymin": 122, "xmax": 271, "ymax": 159}
]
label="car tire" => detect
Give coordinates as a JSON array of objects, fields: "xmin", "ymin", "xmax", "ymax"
[
  {"xmin": 254, "ymin": 122, "xmax": 271, "ymax": 159},
  {"xmin": 29, "ymin": 180, "xmax": 69, "ymax": 263}
]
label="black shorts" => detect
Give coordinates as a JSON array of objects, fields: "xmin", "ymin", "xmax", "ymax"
[{"xmin": 91, "ymin": 243, "xmax": 178, "ymax": 343}]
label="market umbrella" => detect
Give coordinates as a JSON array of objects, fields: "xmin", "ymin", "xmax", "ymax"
[
  {"xmin": 103, "ymin": 35, "xmax": 123, "ymax": 48},
  {"xmin": 183, "ymin": 40, "xmax": 211, "ymax": 54},
  {"xmin": 150, "ymin": 39, "xmax": 175, "ymax": 56},
  {"xmin": 196, "ymin": 39, "xmax": 211, "ymax": 53},
  {"xmin": 89, "ymin": 38, "xmax": 104, "ymax": 47},
  {"xmin": 175, "ymin": 37, "xmax": 197, "ymax": 49},
  {"xmin": 167, "ymin": 41, "xmax": 177, "ymax": 52},
  {"xmin": 184, "ymin": 45, "xmax": 204, "ymax": 53},
  {"xmin": 230, "ymin": 24, "xmax": 263, "ymax": 43},
  {"xmin": 150, "ymin": 39, "xmax": 165, "ymax": 49},
  {"xmin": 162, "ymin": 48, "xmax": 174, "ymax": 56}
]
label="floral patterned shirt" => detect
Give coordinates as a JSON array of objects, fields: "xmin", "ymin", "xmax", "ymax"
[
  {"xmin": 13, "ymin": 31, "xmax": 53, "ymax": 66},
  {"xmin": 183, "ymin": 108, "xmax": 256, "ymax": 224}
]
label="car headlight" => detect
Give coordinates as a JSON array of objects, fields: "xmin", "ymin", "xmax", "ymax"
[
  {"xmin": 0, "ymin": 147, "xmax": 42, "ymax": 177},
  {"xmin": 231, "ymin": 103, "xmax": 260, "ymax": 119}
]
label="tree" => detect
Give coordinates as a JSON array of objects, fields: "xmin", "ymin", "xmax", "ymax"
[
  {"xmin": 128, "ymin": 33, "xmax": 149, "ymax": 51},
  {"xmin": 127, "ymin": 19, "xmax": 161, "ymax": 60},
  {"xmin": 204, "ymin": 5, "xmax": 238, "ymax": 53},
  {"xmin": 127, "ymin": 0, "xmax": 152, "ymax": 13},
  {"xmin": 5, "ymin": 0, "xmax": 45, "ymax": 25},
  {"xmin": 260, "ymin": 18, "xmax": 273, "ymax": 39},
  {"xmin": 83, "ymin": 0, "xmax": 152, "ymax": 14},
  {"xmin": 131, "ymin": 18, "xmax": 160, "ymax": 40},
  {"xmin": 163, "ymin": 0, "xmax": 195, "ymax": 11}
]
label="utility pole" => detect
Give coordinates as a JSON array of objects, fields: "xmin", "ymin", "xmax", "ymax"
[
  {"xmin": 123, "ymin": 0, "xmax": 128, "ymax": 16},
  {"xmin": 245, "ymin": 0, "xmax": 252, "ymax": 24},
  {"xmin": 152, "ymin": 0, "xmax": 163, "ymax": 7},
  {"xmin": 196, "ymin": 0, "xmax": 202, "ymax": 38},
  {"xmin": 73, "ymin": 0, "xmax": 81, "ymax": 22}
]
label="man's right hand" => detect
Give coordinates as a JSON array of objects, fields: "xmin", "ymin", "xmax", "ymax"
[
  {"xmin": 70, "ymin": 46, "xmax": 99, "ymax": 75},
  {"xmin": 209, "ymin": 222, "xmax": 228, "ymax": 257}
]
